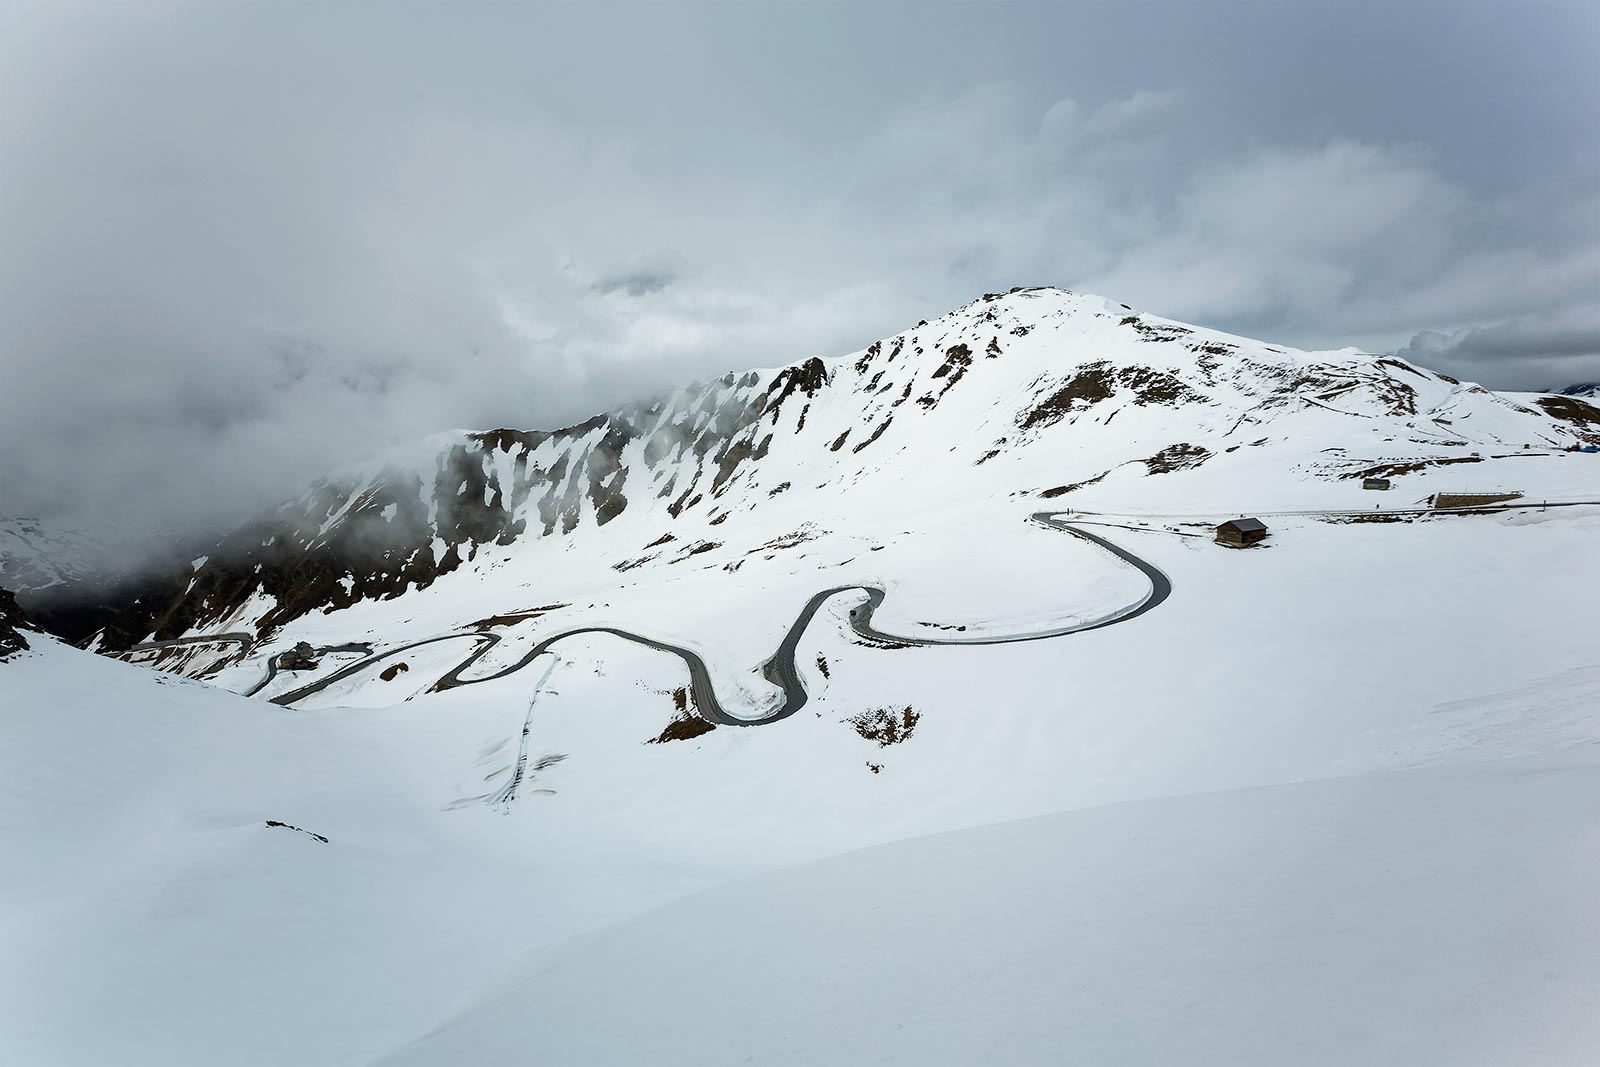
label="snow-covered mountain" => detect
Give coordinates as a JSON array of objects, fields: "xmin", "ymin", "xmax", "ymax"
[
  {"xmin": 0, "ymin": 516, "xmax": 209, "ymax": 643},
  {"xmin": 6, "ymin": 483, "xmax": 1599, "ymax": 1065},
  {"xmin": 6, "ymin": 288, "xmax": 1600, "ymax": 1065},
  {"xmin": 0, "ymin": 517, "xmax": 119, "ymax": 597},
  {"xmin": 99, "ymin": 288, "xmax": 1599, "ymax": 670}
]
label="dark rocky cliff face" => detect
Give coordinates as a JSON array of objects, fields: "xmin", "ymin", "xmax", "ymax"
[
  {"xmin": 1, "ymin": 586, "xmax": 36, "ymax": 661},
  {"xmin": 92, "ymin": 372, "xmax": 788, "ymax": 648},
  {"xmin": 88, "ymin": 352, "xmax": 858, "ymax": 648},
  {"xmin": 1, "ymin": 515, "xmax": 220, "ymax": 646}
]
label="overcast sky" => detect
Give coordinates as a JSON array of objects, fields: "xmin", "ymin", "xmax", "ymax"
[{"xmin": 2, "ymin": 0, "xmax": 1597, "ymax": 541}]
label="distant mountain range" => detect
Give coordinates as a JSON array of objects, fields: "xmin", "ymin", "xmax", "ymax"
[{"xmin": 0, "ymin": 517, "xmax": 214, "ymax": 642}]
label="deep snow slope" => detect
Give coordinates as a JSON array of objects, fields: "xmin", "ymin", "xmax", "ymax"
[
  {"xmin": 5, "ymin": 503, "xmax": 1599, "ymax": 1065},
  {"xmin": 100, "ymin": 288, "xmax": 1599, "ymax": 681},
  {"xmin": 382, "ymin": 750, "xmax": 1600, "ymax": 1067}
]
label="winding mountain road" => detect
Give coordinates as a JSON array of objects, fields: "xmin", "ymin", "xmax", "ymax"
[
  {"xmin": 244, "ymin": 642, "xmax": 375, "ymax": 698},
  {"xmin": 120, "ymin": 632, "xmax": 375, "ymax": 698},
  {"xmin": 122, "ymin": 632, "xmax": 256, "ymax": 656},
  {"xmin": 263, "ymin": 513, "xmax": 1169, "ymax": 722},
  {"xmin": 158, "ymin": 495, "xmax": 1600, "ymax": 716}
]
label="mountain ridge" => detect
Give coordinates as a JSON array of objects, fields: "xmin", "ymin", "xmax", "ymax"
[{"xmin": 53, "ymin": 286, "xmax": 1600, "ymax": 659}]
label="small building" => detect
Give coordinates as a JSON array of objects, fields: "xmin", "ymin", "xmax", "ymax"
[
  {"xmin": 1216, "ymin": 517, "xmax": 1268, "ymax": 547},
  {"xmin": 1362, "ymin": 477, "xmax": 1392, "ymax": 491},
  {"xmin": 281, "ymin": 641, "xmax": 319, "ymax": 672}
]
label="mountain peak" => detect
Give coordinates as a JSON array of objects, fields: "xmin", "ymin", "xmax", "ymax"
[{"xmin": 45, "ymin": 294, "xmax": 1600, "ymax": 652}]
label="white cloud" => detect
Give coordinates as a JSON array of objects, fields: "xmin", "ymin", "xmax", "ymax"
[
  {"xmin": 1390, "ymin": 304, "xmax": 1600, "ymax": 390},
  {"xmin": 1042, "ymin": 89, "xmax": 1183, "ymax": 150},
  {"xmin": 1, "ymin": 5, "xmax": 1595, "ymax": 541}
]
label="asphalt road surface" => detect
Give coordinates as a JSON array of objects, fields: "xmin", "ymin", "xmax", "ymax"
[{"xmin": 261, "ymin": 513, "xmax": 1170, "ymax": 722}]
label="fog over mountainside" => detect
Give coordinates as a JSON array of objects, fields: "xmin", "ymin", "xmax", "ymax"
[
  {"xmin": 4, "ymin": 5, "xmax": 1596, "ymax": 550},
  {"xmin": 71, "ymin": 289, "xmax": 1599, "ymax": 703},
  {"xmin": 0, "ymin": 517, "xmax": 219, "ymax": 642}
]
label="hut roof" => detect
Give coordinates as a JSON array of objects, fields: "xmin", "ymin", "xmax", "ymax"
[{"xmin": 1219, "ymin": 517, "xmax": 1267, "ymax": 533}]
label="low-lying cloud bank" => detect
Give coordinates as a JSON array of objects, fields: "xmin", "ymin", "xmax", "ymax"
[
  {"xmin": 1, "ymin": 2, "xmax": 1595, "ymax": 548},
  {"xmin": 1388, "ymin": 304, "xmax": 1600, "ymax": 391}
]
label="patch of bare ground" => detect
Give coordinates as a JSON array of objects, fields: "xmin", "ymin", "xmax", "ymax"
[
  {"xmin": 931, "ymin": 342, "xmax": 973, "ymax": 384},
  {"xmin": 379, "ymin": 661, "xmax": 409, "ymax": 681},
  {"xmin": 652, "ymin": 713, "xmax": 716, "ymax": 744},
  {"xmin": 852, "ymin": 417, "xmax": 894, "ymax": 453},
  {"xmin": 265, "ymin": 820, "xmax": 329, "ymax": 844},
  {"xmin": 849, "ymin": 706, "xmax": 921, "ymax": 746},
  {"xmin": 644, "ymin": 533, "xmax": 675, "ymax": 549},
  {"xmin": 1121, "ymin": 316, "xmax": 1194, "ymax": 342},
  {"xmin": 1434, "ymin": 492, "xmax": 1522, "ymax": 509},
  {"xmin": 1145, "ymin": 444, "xmax": 1212, "ymax": 475},
  {"xmin": 666, "ymin": 487, "xmax": 702, "ymax": 518},
  {"xmin": 1328, "ymin": 513, "xmax": 1418, "ymax": 524},
  {"xmin": 1041, "ymin": 471, "xmax": 1108, "ymax": 498},
  {"xmin": 1376, "ymin": 357, "xmax": 1429, "ymax": 380},
  {"xmin": 650, "ymin": 688, "xmax": 715, "ymax": 743},
  {"xmin": 1120, "ymin": 366, "xmax": 1202, "ymax": 406},
  {"xmin": 1021, "ymin": 363, "xmax": 1202, "ymax": 432},
  {"xmin": 854, "ymin": 341, "xmax": 881, "ymax": 375},
  {"xmin": 1537, "ymin": 395, "xmax": 1600, "ymax": 431},
  {"xmin": 1019, "ymin": 363, "xmax": 1116, "ymax": 429},
  {"xmin": 815, "ymin": 655, "xmax": 830, "ymax": 679},
  {"xmin": 709, "ymin": 432, "xmax": 773, "ymax": 497},
  {"xmin": 747, "ymin": 526, "xmax": 823, "ymax": 555},
  {"xmin": 1345, "ymin": 456, "xmax": 1483, "ymax": 480},
  {"xmin": 853, "ymin": 633, "xmax": 913, "ymax": 650},
  {"xmin": 1, "ymin": 587, "xmax": 36, "ymax": 660},
  {"xmin": 469, "ymin": 604, "xmax": 569, "ymax": 628}
]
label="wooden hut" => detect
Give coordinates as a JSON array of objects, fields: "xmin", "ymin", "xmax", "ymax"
[{"xmin": 1215, "ymin": 517, "xmax": 1267, "ymax": 547}]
